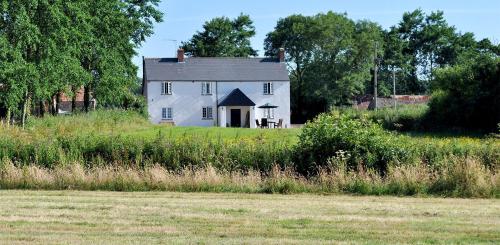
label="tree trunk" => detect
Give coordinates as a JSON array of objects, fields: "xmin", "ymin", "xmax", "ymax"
[
  {"xmin": 21, "ymin": 92, "xmax": 31, "ymax": 129},
  {"xmin": 39, "ymin": 101, "xmax": 45, "ymax": 117},
  {"xmin": 6, "ymin": 108, "xmax": 11, "ymax": 127},
  {"xmin": 56, "ymin": 92, "xmax": 61, "ymax": 114},
  {"xmin": 71, "ymin": 95, "xmax": 76, "ymax": 113},
  {"xmin": 51, "ymin": 95, "xmax": 57, "ymax": 115},
  {"xmin": 83, "ymin": 85, "xmax": 90, "ymax": 112}
]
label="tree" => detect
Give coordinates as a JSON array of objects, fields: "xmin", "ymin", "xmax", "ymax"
[
  {"xmin": 429, "ymin": 53, "xmax": 500, "ymax": 132},
  {"xmin": 395, "ymin": 9, "xmax": 426, "ymax": 93},
  {"xmin": 0, "ymin": 0, "xmax": 163, "ymax": 125},
  {"xmin": 181, "ymin": 14, "xmax": 257, "ymax": 57},
  {"xmin": 265, "ymin": 12, "xmax": 383, "ymax": 122},
  {"xmin": 264, "ymin": 14, "xmax": 318, "ymax": 122}
]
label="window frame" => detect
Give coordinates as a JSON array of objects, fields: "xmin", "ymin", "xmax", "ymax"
[
  {"xmin": 162, "ymin": 107, "xmax": 173, "ymax": 120},
  {"xmin": 202, "ymin": 106, "xmax": 213, "ymax": 120},
  {"xmin": 201, "ymin": 82, "xmax": 212, "ymax": 95},
  {"xmin": 161, "ymin": 81, "xmax": 172, "ymax": 95},
  {"xmin": 263, "ymin": 82, "xmax": 273, "ymax": 95}
]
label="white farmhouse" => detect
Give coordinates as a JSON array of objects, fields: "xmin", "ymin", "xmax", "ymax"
[{"xmin": 142, "ymin": 48, "xmax": 291, "ymax": 128}]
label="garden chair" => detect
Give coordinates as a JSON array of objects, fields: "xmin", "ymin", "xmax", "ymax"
[
  {"xmin": 261, "ymin": 118, "xmax": 268, "ymax": 128},
  {"xmin": 276, "ymin": 119, "xmax": 283, "ymax": 128}
]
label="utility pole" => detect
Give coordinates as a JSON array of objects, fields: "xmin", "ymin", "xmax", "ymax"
[
  {"xmin": 373, "ymin": 42, "xmax": 378, "ymax": 110},
  {"xmin": 164, "ymin": 39, "xmax": 178, "ymax": 56},
  {"xmin": 392, "ymin": 68, "xmax": 397, "ymax": 110}
]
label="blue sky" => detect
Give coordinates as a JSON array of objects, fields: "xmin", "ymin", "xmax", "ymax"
[{"xmin": 135, "ymin": 0, "xmax": 500, "ymax": 76}]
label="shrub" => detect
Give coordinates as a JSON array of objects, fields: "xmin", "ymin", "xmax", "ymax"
[
  {"xmin": 294, "ymin": 112, "xmax": 416, "ymax": 175},
  {"xmin": 294, "ymin": 112, "xmax": 499, "ymax": 175},
  {"xmin": 428, "ymin": 55, "xmax": 500, "ymax": 132}
]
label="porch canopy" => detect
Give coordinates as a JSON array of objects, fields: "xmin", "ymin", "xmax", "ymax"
[{"xmin": 218, "ymin": 88, "xmax": 255, "ymax": 106}]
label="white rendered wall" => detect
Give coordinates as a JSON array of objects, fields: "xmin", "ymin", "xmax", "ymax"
[{"xmin": 147, "ymin": 81, "xmax": 291, "ymax": 128}]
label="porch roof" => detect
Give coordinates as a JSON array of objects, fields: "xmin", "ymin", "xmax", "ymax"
[{"xmin": 218, "ymin": 88, "xmax": 255, "ymax": 107}]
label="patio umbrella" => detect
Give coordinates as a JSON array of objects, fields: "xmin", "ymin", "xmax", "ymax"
[{"xmin": 258, "ymin": 103, "xmax": 278, "ymax": 109}]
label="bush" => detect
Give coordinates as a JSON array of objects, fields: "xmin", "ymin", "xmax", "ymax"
[
  {"xmin": 428, "ymin": 55, "xmax": 500, "ymax": 132},
  {"xmin": 294, "ymin": 112, "xmax": 500, "ymax": 175},
  {"xmin": 294, "ymin": 112, "xmax": 416, "ymax": 175}
]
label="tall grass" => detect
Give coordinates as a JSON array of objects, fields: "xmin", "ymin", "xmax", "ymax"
[
  {"xmin": 0, "ymin": 157, "xmax": 497, "ymax": 197},
  {"xmin": 0, "ymin": 110, "xmax": 295, "ymax": 171},
  {"xmin": 341, "ymin": 104, "xmax": 428, "ymax": 131},
  {"xmin": 1, "ymin": 109, "xmax": 498, "ymax": 197}
]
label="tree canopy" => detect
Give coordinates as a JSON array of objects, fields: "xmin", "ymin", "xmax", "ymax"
[
  {"xmin": 181, "ymin": 14, "xmax": 257, "ymax": 57},
  {"xmin": 265, "ymin": 11, "xmax": 383, "ymax": 121},
  {"xmin": 265, "ymin": 9, "xmax": 499, "ymax": 125},
  {"xmin": 0, "ymin": 0, "xmax": 163, "ymax": 125}
]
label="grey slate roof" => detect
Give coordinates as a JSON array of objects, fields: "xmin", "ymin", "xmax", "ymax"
[
  {"xmin": 218, "ymin": 89, "xmax": 256, "ymax": 106},
  {"xmin": 144, "ymin": 57, "xmax": 289, "ymax": 81}
]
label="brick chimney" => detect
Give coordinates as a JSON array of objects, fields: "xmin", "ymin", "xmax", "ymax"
[
  {"xmin": 177, "ymin": 48, "xmax": 185, "ymax": 63},
  {"xmin": 278, "ymin": 48, "xmax": 285, "ymax": 63}
]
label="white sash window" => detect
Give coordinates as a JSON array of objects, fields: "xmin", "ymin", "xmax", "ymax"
[
  {"xmin": 201, "ymin": 82, "xmax": 212, "ymax": 95},
  {"xmin": 263, "ymin": 82, "xmax": 273, "ymax": 95},
  {"xmin": 202, "ymin": 107, "xmax": 213, "ymax": 119},
  {"xmin": 162, "ymin": 107, "xmax": 173, "ymax": 120},
  {"xmin": 161, "ymin": 82, "xmax": 172, "ymax": 95}
]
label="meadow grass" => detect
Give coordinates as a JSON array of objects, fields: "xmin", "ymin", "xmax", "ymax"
[
  {"xmin": 0, "ymin": 190, "xmax": 498, "ymax": 244},
  {"xmin": 0, "ymin": 157, "xmax": 497, "ymax": 197},
  {"xmin": 0, "ymin": 110, "xmax": 498, "ymax": 197}
]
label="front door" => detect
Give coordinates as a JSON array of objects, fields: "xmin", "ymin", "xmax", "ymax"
[{"xmin": 230, "ymin": 109, "xmax": 241, "ymax": 127}]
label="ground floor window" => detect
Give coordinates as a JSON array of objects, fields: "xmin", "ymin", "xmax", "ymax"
[
  {"xmin": 162, "ymin": 107, "xmax": 173, "ymax": 120},
  {"xmin": 202, "ymin": 107, "xmax": 213, "ymax": 119},
  {"xmin": 263, "ymin": 108, "xmax": 274, "ymax": 119}
]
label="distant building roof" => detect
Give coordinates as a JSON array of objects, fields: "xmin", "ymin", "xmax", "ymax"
[
  {"xmin": 144, "ymin": 57, "xmax": 290, "ymax": 81},
  {"xmin": 218, "ymin": 88, "xmax": 256, "ymax": 106}
]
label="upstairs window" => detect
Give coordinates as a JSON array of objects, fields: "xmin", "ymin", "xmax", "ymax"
[
  {"xmin": 202, "ymin": 107, "xmax": 213, "ymax": 119},
  {"xmin": 162, "ymin": 107, "xmax": 173, "ymax": 120},
  {"xmin": 161, "ymin": 82, "xmax": 172, "ymax": 95},
  {"xmin": 201, "ymin": 82, "xmax": 212, "ymax": 95},
  {"xmin": 263, "ymin": 82, "xmax": 273, "ymax": 95}
]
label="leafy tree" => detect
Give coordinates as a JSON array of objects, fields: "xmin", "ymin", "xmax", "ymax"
[
  {"xmin": 181, "ymin": 13, "xmax": 257, "ymax": 57},
  {"xmin": 264, "ymin": 14, "xmax": 319, "ymax": 122},
  {"xmin": 265, "ymin": 12, "xmax": 383, "ymax": 122},
  {"xmin": 429, "ymin": 53, "xmax": 499, "ymax": 132},
  {"xmin": 0, "ymin": 0, "xmax": 162, "ymax": 125}
]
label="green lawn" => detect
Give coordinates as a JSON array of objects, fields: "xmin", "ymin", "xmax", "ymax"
[
  {"xmin": 0, "ymin": 190, "xmax": 498, "ymax": 244},
  {"xmin": 5, "ymin": 110, "xmax": 299, "ymax": 143}
]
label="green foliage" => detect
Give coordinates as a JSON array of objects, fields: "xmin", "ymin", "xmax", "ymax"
[
  {"xmin": 294, "ymin": 112, "xmax": 499, "ymax": 175},
  {"xmin": 341, "ymin": 104, "xmax": 428, "ymax": 131},
  {"xmin": 0, "ymin": 0, "xmax": 163, "ymax": 122},
  {"xmin": 294, "ymin": 112, "xmax": 415, "ymax": 174},
  {"xmin": 0, "ymin": 110, "xmax": 295, "ymax": 171},
  {"xmin": 265, "ymin": 9, "xmax": 498, "ymax": 125},
  {"xmin": 0, "ymin": 110, "xmax": 498, "ymax": 197},
  {"xmin": 429, "ymin": 54, "xmax": 500, "ymax": 132},
  {"xmin": 181, "ymin": 13, "xmax": 257, "ymax": 57},
  {"xmin": 265, "ymin": 12, "xmax": 384, "ymax": 122}
]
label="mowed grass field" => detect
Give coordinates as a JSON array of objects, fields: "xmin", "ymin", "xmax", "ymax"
[{"xmin": 0, "ymin": 191, "xmax": 498, "ymax": 244}]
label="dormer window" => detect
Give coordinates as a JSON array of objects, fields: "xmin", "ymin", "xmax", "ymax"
[
  {"xmin": 161, "ymin": 82, "xmax": 172, "ymax": 95},
  {"xmin": 263, "ymin": 82, "xmax": 273, "ymax": 95}
]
